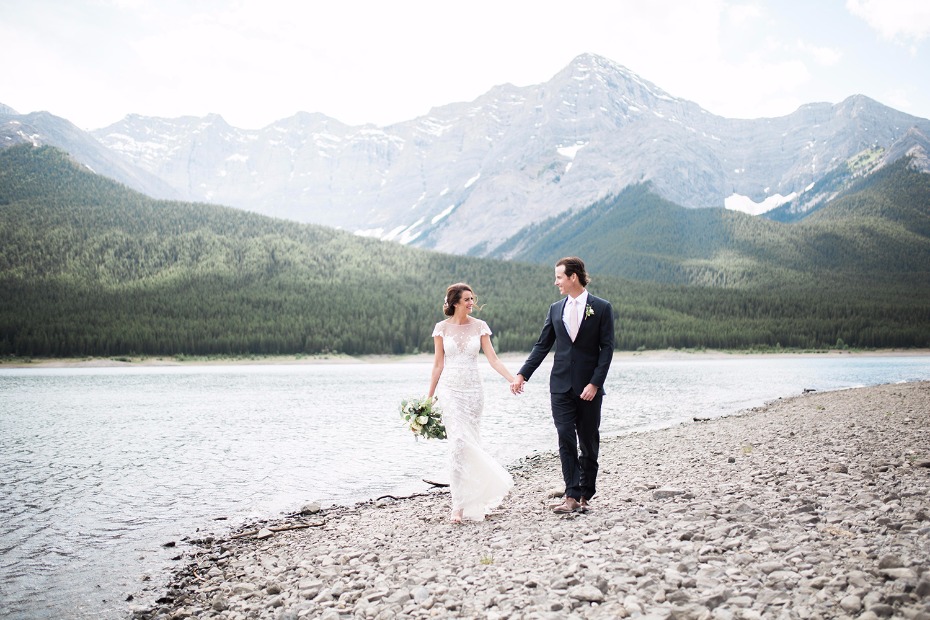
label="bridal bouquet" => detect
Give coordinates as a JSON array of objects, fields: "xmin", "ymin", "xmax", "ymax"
[{"xmin": 399, "ymin": 396, "xmax": 447, "ymax": 440}]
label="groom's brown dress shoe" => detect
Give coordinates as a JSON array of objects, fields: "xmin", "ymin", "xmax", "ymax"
[{"xmin": 552, "ymin": 497, "xmax": 582, "ymax": 514}]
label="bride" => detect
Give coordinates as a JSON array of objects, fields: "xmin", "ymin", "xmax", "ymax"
[{"xmin": 427, "ymin": 283, "xmax": 515, "ymax": 523}]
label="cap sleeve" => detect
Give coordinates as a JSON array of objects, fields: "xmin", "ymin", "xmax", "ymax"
[
  {"xmin": 431, "ymin": 322, "xmax": 444, "ymax": 338},
  {"xmin": 477, "ymin": 319, "xmax": 492, "ymax": 337}
]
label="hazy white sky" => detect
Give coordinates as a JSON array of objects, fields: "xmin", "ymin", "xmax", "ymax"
[{"xmin": 2, "ymin": 0, "xmax": 929, "ymax": 130}]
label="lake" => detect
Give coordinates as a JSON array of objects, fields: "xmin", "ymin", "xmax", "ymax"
[{"xmin": 1, "ymin": 353, "xmax": 929, "ymax": 619}]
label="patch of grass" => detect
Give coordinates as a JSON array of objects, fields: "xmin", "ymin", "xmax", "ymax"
[{"xmin": 0, "ymin": 356, "xmax": 34, "ymax": 365}]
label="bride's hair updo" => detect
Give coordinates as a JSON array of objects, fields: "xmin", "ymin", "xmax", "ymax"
[{"xmin": 443, "ymin": 283, "xmax": 474, "ymax": 317}]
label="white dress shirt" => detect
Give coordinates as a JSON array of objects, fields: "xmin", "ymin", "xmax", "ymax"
[{"xmin": 563, "ymin": 290, "xmax": 588, "ymax": 340}]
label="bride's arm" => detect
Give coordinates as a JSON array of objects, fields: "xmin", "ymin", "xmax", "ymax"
[
  {"xmin": 480, "ymin": 334, "xmax": 515, "ymax": 383},
  {"xmin": 427, "ymin": 336, "xmax": 444, "ymax": 398}
]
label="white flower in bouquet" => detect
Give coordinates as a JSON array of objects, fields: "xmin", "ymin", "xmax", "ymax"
[{"xmin": 398, "ymin": 396, "xmax": 447, "ymax": 440}]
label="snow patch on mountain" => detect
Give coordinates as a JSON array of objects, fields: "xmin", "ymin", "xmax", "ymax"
[
  {"xmin": 557, "ymin": 143, "xmax": 587, "ymax": 159},
  {"xmin": 725, "ymin": 192, "xmax": 797, "ymax": 216},
  {"xmin": 397, "ymin": 218, "xmax": 426, "ymax": 244},
  {"xmin": 432, "ymin": 204, "xmax": 456, "ymax": 224}
]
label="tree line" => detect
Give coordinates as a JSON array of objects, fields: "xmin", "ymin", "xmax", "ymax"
[{"xmin": 1, "ymin": 144, "xmax": 928, "ymax": 358}]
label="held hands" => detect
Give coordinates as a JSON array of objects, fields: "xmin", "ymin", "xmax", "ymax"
[{"xmin": 509, "ymin": 376, "xmax": 597, "ymax": 398}]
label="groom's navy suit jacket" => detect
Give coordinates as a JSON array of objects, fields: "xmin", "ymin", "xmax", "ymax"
[{"xmin": 519, "ymin": 294, "xmax": 615, "ymax": 395}]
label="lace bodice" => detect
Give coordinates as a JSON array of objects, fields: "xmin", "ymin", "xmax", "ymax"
[{"xmin": 431, "ymin": 319, "xmax": 491, "ymax": 369}]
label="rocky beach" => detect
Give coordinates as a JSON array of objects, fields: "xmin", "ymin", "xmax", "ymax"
[{"xmin": 133, "ymin": 381, "xmax": 930, "ymax": 620}]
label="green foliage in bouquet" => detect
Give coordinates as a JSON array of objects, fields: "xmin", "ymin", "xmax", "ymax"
[{"xmin": 399, "ymin": 396, "xmax": 447, "ymax": 440}]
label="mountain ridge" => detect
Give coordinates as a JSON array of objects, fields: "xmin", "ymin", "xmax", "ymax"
[
  {"xmin": 0, "ymin": 108, "xmax": 180, "ymax": 201},
  {"xmin": 3, "ymin": 53, "xmax": 930, "ymax": 257},
  {"xmin": 88, "ymin": 53, "xmax": 930, "ymax": 257},
  {"xmin": 499, "ymin": 157, "xmax": 930, "ymax": 286}
]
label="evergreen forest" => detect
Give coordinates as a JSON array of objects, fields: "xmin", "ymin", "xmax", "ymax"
[{"xmin": 1, "ymin": 144, "xmax": 928, "ymax": 358}]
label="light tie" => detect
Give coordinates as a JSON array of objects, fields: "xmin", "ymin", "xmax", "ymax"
[{"xmin": 568, "ymin": 299, "xmax": 580, "ymax": 341}]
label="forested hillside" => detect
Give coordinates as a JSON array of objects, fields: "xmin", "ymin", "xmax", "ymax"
[
  {"xmin": 1, "ymin": 145, "xmax": 928, "ymax": 357},
  {"xmin": 499, "ymin": 160, "xmax": 930, "ymax": 287}
]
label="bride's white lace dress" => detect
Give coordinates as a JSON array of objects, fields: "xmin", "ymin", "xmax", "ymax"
[{"xmin": 432, "ymin": 318, "xmax": 514, "ymax": 521}]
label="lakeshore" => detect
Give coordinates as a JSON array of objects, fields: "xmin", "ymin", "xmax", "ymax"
[
  {"xmin": 3, "ymin": 348, "xmax": 929, "ymax": 369},
  {"xmin": 132, "ymin": 381, "xmax": 930, "ymax": 620}
]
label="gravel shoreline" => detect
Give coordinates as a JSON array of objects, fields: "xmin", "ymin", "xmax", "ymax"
[{"xmin": 132, "ymin": 381, "xmax": 930, "ymax": 619}]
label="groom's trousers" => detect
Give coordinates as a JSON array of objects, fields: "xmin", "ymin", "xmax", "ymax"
[{"xmin": 551, "ymin": 391, "xmax": 602, "ymax": 501}]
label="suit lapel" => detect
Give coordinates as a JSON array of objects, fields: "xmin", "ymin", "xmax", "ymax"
[
  {"xmin": 577, "ymin": 296, "xmax": 598, "ymax": 336},
  {"xmin": 578, "ymin": 296, "xmax": 592, "ymax": 329}
]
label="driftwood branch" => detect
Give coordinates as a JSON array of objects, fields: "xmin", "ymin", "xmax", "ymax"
[
  {"xmin": 270, "ymin": 522, "xmax": 324, "ymax": 532},
  {"xmin": 375, "ymin": 492, "xmax": 432, "ymax": 501},
  {"xmin": 373, "ymin": 478, "xmax": 450, "ymax": 502},
  {"xmin": 230, "ymin": 521, "xmax": 324, "ymax": 539}
]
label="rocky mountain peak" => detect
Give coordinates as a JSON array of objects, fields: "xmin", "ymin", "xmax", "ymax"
[
  {"xmin": 4, "ymin": 55, "xmax": 928, "ymax": 258},
  {"xmin": 84, "ymin": 53, "xmax": 930, "ymax": 255}
]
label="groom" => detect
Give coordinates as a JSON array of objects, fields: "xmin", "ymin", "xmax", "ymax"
[{"xmin": 511, "ymin": 256, "xmax": 615, "ymax": 514}]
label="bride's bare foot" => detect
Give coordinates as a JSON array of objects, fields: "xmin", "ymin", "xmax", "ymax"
[{"xmin": 450, "ymin": 509, "xmax": 463, "ymax": 524}]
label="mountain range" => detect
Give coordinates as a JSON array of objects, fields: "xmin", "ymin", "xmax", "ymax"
[
  {"xmin": 2, "ymin": 53, "xmax": 930, "ymax": 259},
  {"xmin": 2, "ymin": 144, "xmax": 927, "ymax": 358}
]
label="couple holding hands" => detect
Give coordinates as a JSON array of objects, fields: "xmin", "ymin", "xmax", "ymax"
[{"xmin": 427, "ymin": 256, "xmax": 615, "ymax": 523}]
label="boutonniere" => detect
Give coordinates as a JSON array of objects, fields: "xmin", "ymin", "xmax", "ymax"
[{"xmin": 584, "ymin": 304, "xmax": 594, "ymax": 318}]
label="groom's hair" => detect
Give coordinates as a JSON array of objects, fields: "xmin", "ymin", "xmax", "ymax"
[{"xmin": 557, "ymin": 256, "xmax": 591, "ymax": 286}]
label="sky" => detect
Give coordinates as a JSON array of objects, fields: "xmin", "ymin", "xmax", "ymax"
[{"xmin": 2, "ymin": 0, "xmax": 929, "ymax": 131}]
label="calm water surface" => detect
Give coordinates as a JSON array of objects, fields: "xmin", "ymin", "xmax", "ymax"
[{"xmin": 1, "ymin": 354, "xmax": 929, "ymax": 619}]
